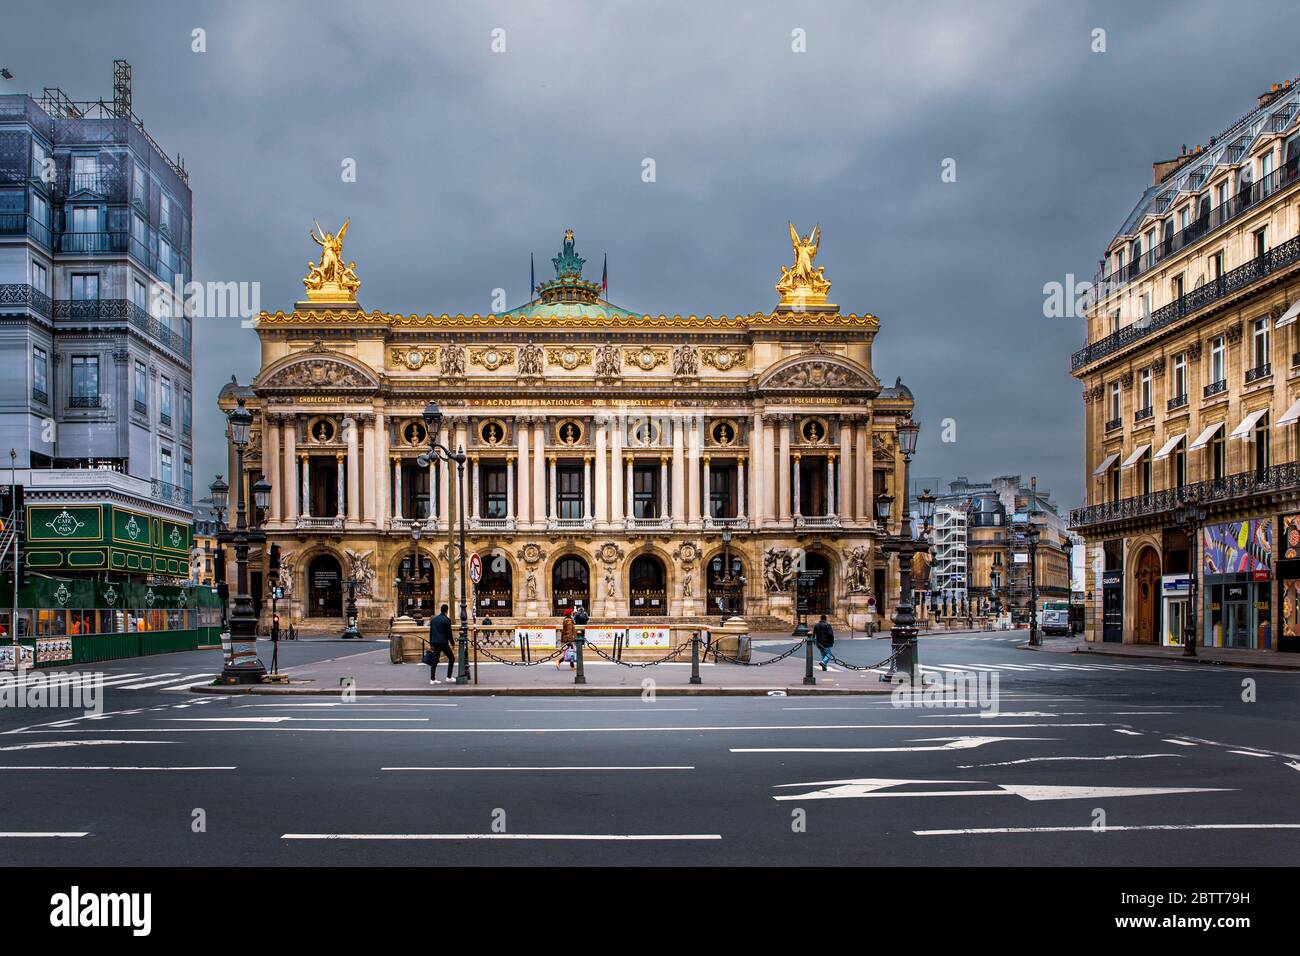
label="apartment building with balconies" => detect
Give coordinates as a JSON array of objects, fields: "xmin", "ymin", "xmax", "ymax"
[{"xmin": 1072, "ymin": 77, "xmax": 1300, "ymax": 653}]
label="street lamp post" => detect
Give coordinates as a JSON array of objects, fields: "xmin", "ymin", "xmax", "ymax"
[
  {"xmin": 341, "ymin": 576, "xmax": 361, "ymax": 639},
  {"xmin": 875, "ymin": 418, "xmax": 932, "ymax": 685},
  {"xmin": 218, "ymin": 400, "xmax": 269, "ymax": 684},
  {"xmin": 209, "ymin": 475, "xmax": 229, "ymax": 636},
  {"xmin": 1025, "ymin": 521, "xmax": 1041, "ymax": 647},
  {"xmin": 1175, "ymin": 498, "xmax": 1206, "ymax": 658},
  {"xmin": 419, "ymin": 401, "xmax": 470, "ymax": 684}
]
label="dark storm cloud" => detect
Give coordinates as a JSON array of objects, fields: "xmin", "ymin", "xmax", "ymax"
[{"xmin": 7, "ymin": 0, "xmax": 1300, "ymax": 511}]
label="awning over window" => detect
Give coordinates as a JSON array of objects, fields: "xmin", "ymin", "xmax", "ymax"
[
  {"xmin": 1121, "ymin": 444, "xmax": 1152, "ymax": 469},
  {"xmin": 1091, "ymin": 452, "xmax": 1120, "ymax": 477},
  {"xmin": 1229, "ymin": 407, "xmax": 1270, "ymax": 440},
  {"xmin": 1188, "ymin": 421, "xmax": 1224, "ymax": 451},
  {"xmin": 1277, "ymin": 396, "xmax": 1300, "ymax": 427},
  {"xmin": 1275, "ymin": 299, "xmax": 1300, "ymax": 328},
  {"xmin": 1153, "ymin": 433, "xmax": 1186, "ymax": 460}
]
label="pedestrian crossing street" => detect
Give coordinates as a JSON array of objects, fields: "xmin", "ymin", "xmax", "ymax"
[{"xmin": 3, "ymin": 670, "xmax": 215, "ymax": 693}]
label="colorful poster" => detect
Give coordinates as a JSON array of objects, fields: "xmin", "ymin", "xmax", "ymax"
[
  {"xmin": 624, "ymin": 626, "xmax": 671, "ymax": 648},
  {"xmin": 1282, "ymin": 579, "xmax": 1300, "ymax": 639},
  {"xmin": 1282, "ymin": 514, "xmax": 1300, "ymax": 560},
  {"xmin": 582, "ymin": 626, "xmax": 623, "ymax": 647},
  {"xmin": 514, "ymin": 626, "xmax": 557, "ymax": 649},
  {"xmin": 0, "ymin": 645, "xmax": 34, "ymax": 670},
  {"xmin": 1202, "ymin": 519, "xmax": 1272, "ymax": 575},
  {"xmin": 35, "ymin": 638, "xmax": 73, "ymax": 664}
]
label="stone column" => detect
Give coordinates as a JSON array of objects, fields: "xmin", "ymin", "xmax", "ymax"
[
  {"xmin": 658, "ymin": 454, "xmax": 669, "ymax": 519},
  {"xmin": 737, "ymin": 456, "xmax": 747, "ymax": 518},
  {"xmin": 533, "ymin": 419, "xmax": 546, "ymax": 526},
  {"xmin": 548, "ymin": 455, "xmax": 557, "ymax": 519},
  {"xmin": 362, "ymin": 416, "xmax": 376, "ymax": 524},
  {"xmin": 687, "ymin": 417, "xmax": 700, "ymax": 525},
  {"xmin": 392, "ymin": 456, "xmax": 403, "ymax": 519},
  {"xmin": 671, "ymin": 418, "xmax": 685, "ymax": 524},
  {"xmin": 300, "ymin": 454, "xmax": 311, "ymax": 518},
  {"xmin": 265, "ymin": 416, "xmax": 281, "ymax": 524},
  {"xmin": 625, "ymin": 456, "xmax": 635, "ymax": 520},
  {"xmin": 839, "ymin": 418, "xmax": 853, "ymax": 522},
  {"xmin": 827, "ymin": 453, "xmax": 837, "ymax": 519},
  {"xmin": 702, "ymin": 455, "xmax": 712, "ymax": 522},
  {"xmin": 778, "ymin": 415, "xmax": 791, "ymax": 523},
  {"xmin": 750, "ymin": 413, "xmax": 763, "ymax": 529},
  {"xmin": 438, "ymin": 425, "xmax": 451, "ymax": 525},
  {"xmin": 375, "ymin": 412, "xmax": 388, "ymax": 523},
  {"xmin": 471, "ymin": 456, "xmax": 480, "ymax": 519},
  {"xmin": 857, "ymin": 419, "xmax": 872, "ymax": 521},
  {"xmin": 345, "ymin": 419, "xmax": 359, "ymax": 523},
  {"xmin": 594, "ymin": 418, "xmax": 607, "ymax": 527},
  {"xmin": 583, "ymin": 455, "xmax": 592, "ymax": 521},
  {"xmin": 335, "ymin": 453, "xmax": 346, "ymax": 519},
  {"xmin": 283, "ymin": 419, "xmax": 297, "ymax": 523},
  {"xmin": 792, "ymin": 452, "xmax": 802, "ymax": 519},
  {"xmin": 506, "ymin": 455, "xmax": 515, "ymax": 523},
  {"xmin": 610, "ymin": 415, "xmax": 623, "ymax": 525},
  {"xmin": 516, "ymin": 416, "xmax": 531, "ymax": 525}
]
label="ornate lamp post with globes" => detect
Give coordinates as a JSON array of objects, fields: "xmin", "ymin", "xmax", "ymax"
[
  {"xmin": 1174, "ymin": 496, "xmax": 1207, "ymax": 658},
  {"xmin": 419, "ymin": 401, "xmax": 470, "ymax": 684}
]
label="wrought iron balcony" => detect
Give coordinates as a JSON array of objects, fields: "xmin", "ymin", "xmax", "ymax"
[
  {"xmin": 69, "ymin": 395, "xmax": 99, "ymax": 408},
  {"xmin": 1134, "ymin": 406, "xmax": 1154, "ymax": 423},
  {"xmin": 1245, "ymin": 363, "xmax": 1272, "ymax": 383},
  {"xmin": 0, "ymin": 283, "xmax": 52, "ymax": 317},
  {"xmin": 1071, "ymin": 462, "xmax": 1300, "ymax": 530},
  {"xmin": 32, "ymin": 387, "xmax": 47, "ymax": 406},
  {"xmin": 1072, "ymin": 233, "xmax": 1300, "ymax": 371},
  {"xmin": 151, "ymin": 478, "xmax": 192, "ymax": 507},
  {"xmin": 1204, "ymin": 378, "xmax": 1228, "ymax": 399},
  {"xmin": 1105, "ymin": 417, "xmax": 1122, "ymax": 432},
  {"xmin": 134, "ymin": 399, "xmax": 148, "ymax": 416},
  {"xmin": 1167, "ymin": 394, "xmax": 1189, "ymax": 411}
]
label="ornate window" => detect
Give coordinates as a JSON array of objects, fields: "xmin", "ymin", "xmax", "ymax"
[
  {"xmin": 401, "ymin": 420, "xmax": 427, "ymax": 447},
  {"xmin": 800, "ymin": 416, "xmax": 829, "ymax": 444},
  {"xmin": 710, "ymin": 420, "xmax": 738, "ymax": 446},
  {"xmin": 554, "ymin": 418, "xmax": 584, "ymax": 446},
  {"xmin": 309, "ymin": 417, "xmax": 337, "ymax": 443},
  {"xmin": 479, "ymin": 418, "xmax": 508, "ymax": 446}
]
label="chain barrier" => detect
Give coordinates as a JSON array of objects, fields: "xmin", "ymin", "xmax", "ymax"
[
  {"xmin": 472, "ymin": 642, "xmax": 564, "ymax": 666},
  {"xmin": 583, "ymin": 640, "xmax": 692, "ymax": 668},
  {"xmin": 826, "ymin": 639, "xmax": 916, "ymax": 672},
  {"xmin": 707, "ymin": 639, "xmax": 804, "ymax": 666}
]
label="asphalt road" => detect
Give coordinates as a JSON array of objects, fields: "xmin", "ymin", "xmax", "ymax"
[{"xmin": 1, "ymin": 633, "xmax": 1297, "ymax": 866}]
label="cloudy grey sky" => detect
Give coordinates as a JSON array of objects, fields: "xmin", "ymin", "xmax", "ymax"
[{"xmin": 8, "ymin": 0, "xmax": 1300, "ymax": 511}]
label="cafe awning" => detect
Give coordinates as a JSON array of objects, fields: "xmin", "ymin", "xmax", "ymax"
[{"xmin": 1153, "ymin": 433, "xmax": 1186, "ymax": 460}]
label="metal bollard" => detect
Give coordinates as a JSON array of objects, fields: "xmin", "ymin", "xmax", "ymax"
[
  {"xmin": 803, "ymin": 635, "xmax": 816, "ymax": 686},
  {"xmin": 574, "ymin": 630, "xmax": 587, "ymax": 685},
  {"xmin": 690, "ymin": 629, "xmax": 702, "ymax": 685}
]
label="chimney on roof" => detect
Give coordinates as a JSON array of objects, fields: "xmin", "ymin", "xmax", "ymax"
[
  {"xmin": 1259, "ymin": 82, "xmax": 1285, "ymax": 109},
  {"xmin": 1153, "ymin": 152, "xmax": 1194, "ymax": 186}
]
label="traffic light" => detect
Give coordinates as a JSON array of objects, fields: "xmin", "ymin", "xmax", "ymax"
[{"xmin": 269, "ymin": 543, "xmax": 281, "ymax": 574}]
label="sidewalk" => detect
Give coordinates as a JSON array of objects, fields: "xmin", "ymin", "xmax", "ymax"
[
  {"xmin": 1031, "ymin": 636, "xmax": 1300, "ymax": 670},
  {"xmin": 191, "ymin": 640, "xmax": 901, "ymax": 696}
]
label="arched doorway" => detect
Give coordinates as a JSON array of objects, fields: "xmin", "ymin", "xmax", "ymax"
[
  {"xmin": 797, "ymin": 552, "xmax": 832, "ymax": 616},
  {"xmin": 1133, "ymin": 546, "xmax": 1161, "ymax": 644},
  {"xmin": 552, "ymin": 555, "xmax": 590, "ymax": 615},
  {"xmin": 629, "ymin": 555, "xmax": 667, "ymax": 616},
  {"xmin": 475, "ymin": 552, "xmax": 513, "ymax": 618},
  {"xmin": 396, "ymin": 551, "xmax": 435, "ymax": 620},
  {"xmin": 706, "ymin": 551, "xmax": 745, "ymax": 616},
  {"xmin": 307, "ymin": 554, "xmax": 343, "ymax": 618}
]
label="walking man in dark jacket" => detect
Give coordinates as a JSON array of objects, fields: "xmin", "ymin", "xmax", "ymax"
[
  {"xmin": 813, "ymin": 614, "xmax": 835, "ymax": 671},
  {"xmin": 427, "ymin": 604, "xmax": 455, "ymax": 684}
]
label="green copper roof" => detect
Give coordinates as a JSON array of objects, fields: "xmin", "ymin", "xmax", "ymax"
[{"xmin": 496, "ymin": 297, "xmax": 642, "ymax": 320}]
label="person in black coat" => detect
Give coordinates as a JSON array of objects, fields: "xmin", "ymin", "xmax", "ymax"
[
  {"xmin": 813, "ymin": 614, "xmax": 835, "ymax": 671},
  {"xmin": 427, "ymin": 604, "xmax": 454, "ymax": 683}
]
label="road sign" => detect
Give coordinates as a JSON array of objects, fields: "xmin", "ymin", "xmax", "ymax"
[{"xmin": 468, "ymin": 552, "xmax": 482, "ymax": 585}]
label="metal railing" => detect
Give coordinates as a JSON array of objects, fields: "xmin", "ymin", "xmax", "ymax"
[
  {"xmin": 1072, "ymin": 233, "xmax": 1300, "ymax": 371},
  {"xmin": 1246, "ymin": 363, "xmax": 1272, "ymax": 383},
  {"xmin": 1134, "ymin": 406, "xmax": 1154, "ymax": 423},
  {"xmin": 1168, "ymin": 394, "xmax": 1189, "ymax": 411},
  {"xmin": 151, "ymin": 478, "xmax": 192, "ymax": 506},
  {"xmin": 1204, "ymin": 378, "xmax": 1228, "ymax": 398},
  {"xmin": 1105, "ymin": 417, "xmax": 1122, "ymax": 432},
  {"xmin": 1071, "ymin": 461, "xmax": 1300, "ymax": 529}
]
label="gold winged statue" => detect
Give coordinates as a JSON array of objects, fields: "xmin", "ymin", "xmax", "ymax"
[
  {"xmin": 776, "ymin": 222, "xmax": 833, "ymax": 308},
  {"xmin": 303, "ymin": 218, "xmax": 361, "ymax": 300}
]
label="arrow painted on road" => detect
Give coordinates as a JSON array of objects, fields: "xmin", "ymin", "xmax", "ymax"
[
  {"xmin": 733, "ymin": 735, "xmax": 1056, "ymax": 754},
  {"xmin": 771, "ymin": 778, "xmax": 1233, "ymax": 802}
]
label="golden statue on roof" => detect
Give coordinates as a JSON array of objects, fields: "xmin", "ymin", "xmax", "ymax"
[
  {"xmin": 303, "ymin": 218, "xmax": 361, "ymax": 301},
  {"xmin": 776, "ymin": 222, "xmax": 833, "ymax": 309}
]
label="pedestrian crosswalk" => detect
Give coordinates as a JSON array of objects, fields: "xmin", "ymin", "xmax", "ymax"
[
  {"xmin": 3, "ymin": 671, "xmax": 215, "ymax": 692},
  {"xmin": 859, "ymin": 659, "xmax": 1217, "ymax": 678}
]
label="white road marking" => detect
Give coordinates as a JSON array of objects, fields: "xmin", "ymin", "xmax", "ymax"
[
  {"xmin": 167, "ymin": 717, "xmax": 430, "ymax": 723},
  {"xmin": 0, "ymin": 739, "xmax": 172, "ymax": 751},
  {"xmin": 1161, "ymin": 739, "xmax": 1198, "ymax": 746},
  {"xmin": 1114, "ymin": 729, "xmax": 1143, "ymax": 736},
  {"xmin": 119, "ymin": 673, "xmax": 213, "ymax": 690},
  {"xmin": 382, "ymin": 765, "xmax": 694, "ymax": 771},
  {"xmin": 23, "ymin": 722, "xmax": 1112, "ymax": 735},
  {"xmin": 1228, "ymin": 750, "xmax": 1272, "ymax": 758},
  {"xmin": 0, "ymin": 766, "xmax": 234, "ymax": 771},
  {"xmin": 505, "ymin": 708, "xmax": 698, "ymax": 713},
  {"xmin": 732, "ymin": 735, "xmax": 1056, "ymax": 754},
  {"xmin": 916, "ymin": 823, "xmax": 1300, "ymax": 836},
  {"xmin": 282, "ymin": 832, "xmax": 721, "ymax": 841},
  {"xmin": 960, "ymin": 754, "xmax": 1182, "ymax": 768},
  {"xmin": 235, "ymin": 703, "xmax": 457, "ymax": 709},
  {"xmin": 0, "ymin": 832, "xmax": 88, "ymax": 838},
  {"xmin": 772, "ymin": 778, "xmax": 1232, "ymax": 802}
]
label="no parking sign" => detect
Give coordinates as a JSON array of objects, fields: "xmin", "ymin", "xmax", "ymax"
[{"xmin": 468, "ymin": 552, "xmax": 483, "ymax": 585}]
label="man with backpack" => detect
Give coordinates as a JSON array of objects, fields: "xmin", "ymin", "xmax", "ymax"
[
  {"xmin": 813, "ymin": 614, "xmax": 835, "ymax": 671},
  {"xmin": 426, "ymin": 604, "xmax": 455, "ymax": 684}
]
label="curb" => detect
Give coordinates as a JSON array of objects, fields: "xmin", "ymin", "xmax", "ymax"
[
  {"xmin": 188, "ymin": 683, "xmax": 896, "ymax": 698},
  {"xmin": 1020, "ymin": 641, "xmax": 1300, "ymax": 671}
]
